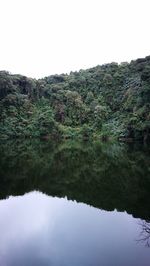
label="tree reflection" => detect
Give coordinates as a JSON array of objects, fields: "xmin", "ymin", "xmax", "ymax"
[
  {"xmin": 0, "ymin": 140, "xmax": 150, "ymax": 221},
  {"xmin": 137, "ymin": 220, "xmax": 150, "ymax": 247}
]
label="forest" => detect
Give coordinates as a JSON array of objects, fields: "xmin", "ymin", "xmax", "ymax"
[{"xmin": 0, "ymin": 55, "xmax": 150, "ymax": 142}]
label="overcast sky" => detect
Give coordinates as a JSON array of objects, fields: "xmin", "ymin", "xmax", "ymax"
[{"xmin": 0, "ymin": 0, "xmax": 150, "ymax": 78}]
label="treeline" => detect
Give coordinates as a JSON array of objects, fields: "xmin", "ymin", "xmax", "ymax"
[{"xmin": 0, "ymin": 55, "xmax": 150, "ymax": 141}]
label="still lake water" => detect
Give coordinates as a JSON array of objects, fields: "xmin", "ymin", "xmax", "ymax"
[{"xmin": 0, "ymin": 140, "xmax": 150, "ymax": 266}]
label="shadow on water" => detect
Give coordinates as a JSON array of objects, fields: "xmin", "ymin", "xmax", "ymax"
[{"xmin": 0, "ymin": 139, "xmax": 150, "ymax": 221}]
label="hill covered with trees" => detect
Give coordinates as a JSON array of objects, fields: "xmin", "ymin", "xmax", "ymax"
[{"xmin": 0, "ymin": 56, "xmax": 150, "ymax": 142}]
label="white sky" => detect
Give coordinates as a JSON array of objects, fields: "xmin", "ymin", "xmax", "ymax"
[{"xmin": 0, "ymin": 0, "xmax": 150, "ymax": 78}]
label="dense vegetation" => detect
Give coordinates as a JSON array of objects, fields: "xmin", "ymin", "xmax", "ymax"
[
  {"xmin": 0, "ymin": 140, "xmax": 150, "ymax": 220},
  {"xmin": 0, "ymin": 55, "xmax": 150, "ymax": 141}
]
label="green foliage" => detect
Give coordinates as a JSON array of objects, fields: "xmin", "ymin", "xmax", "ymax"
[
  {"xmin": 0, "ymin": 55, "xmax": 150, "ymax": 142},
  {"xmin": 80, "ymin": 124, "xmax": 93, "ymax": 139}
]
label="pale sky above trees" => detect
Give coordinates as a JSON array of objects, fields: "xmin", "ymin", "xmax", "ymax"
[{"xmin": 0, "ymin": 0, "xmax": 150, "ymax": 78}]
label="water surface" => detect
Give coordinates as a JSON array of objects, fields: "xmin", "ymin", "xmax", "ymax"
[{"xmin": 0, "ymin": 140, "xmax": 150, "ymax": 266}]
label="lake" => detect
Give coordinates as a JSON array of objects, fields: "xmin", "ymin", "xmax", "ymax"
[{"xmin": 0, "ymin": 140, "xmax": 150, "ymax": 266}]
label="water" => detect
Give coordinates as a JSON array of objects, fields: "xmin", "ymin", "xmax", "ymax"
[{"xmin": 0, "ymin": 140, "xmax": 150, "ymax": 266}]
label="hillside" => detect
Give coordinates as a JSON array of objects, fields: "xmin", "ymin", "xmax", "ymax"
[{"xmin": 0, "ymin": 56, "xmax": 150, "ymax": 142}]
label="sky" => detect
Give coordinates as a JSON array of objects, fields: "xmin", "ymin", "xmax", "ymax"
[{"xmin": 0, "ymin": 0, "xmax": 150, "ymax": 78}]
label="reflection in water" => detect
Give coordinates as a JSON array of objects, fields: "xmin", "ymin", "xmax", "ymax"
[
  {"xmin": 0, "ymin": 140, "xmax": 150, "ymax": 265},
  {"xmin": 0, "ymin": 191, "xmax": 150, "ymax": 266},
  {"xmin": 137, "ymin": 220, "xmax": 150, "ymax": 247},
  {"xmin": 0, "ymin": 140, "xmax": 150, "ymax": 220}
]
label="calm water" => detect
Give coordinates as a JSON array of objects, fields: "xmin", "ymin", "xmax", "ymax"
[{"xmin": 0, "ymin": 140, "xmax": 150, "ymax": 266}]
